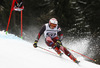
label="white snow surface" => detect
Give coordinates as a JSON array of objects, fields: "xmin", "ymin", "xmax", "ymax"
[{"xmin": 0, "ymin": 30, "xmax": 100, "ymax": 68}]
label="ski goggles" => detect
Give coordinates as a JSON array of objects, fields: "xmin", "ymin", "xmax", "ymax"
[{"xmin": 50, "ymin": 23, "xmax": 57, "ymax": 28}]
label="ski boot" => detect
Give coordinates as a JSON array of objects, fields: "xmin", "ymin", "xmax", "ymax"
[
  {"xmin": 59, "ymin": 53, "xmax": 63, "ymax": 56},
  {"xmin": 74, "ymin": 60, "xmax": 80, "ymax": 64},
  {"xmin": 68, "ymin": 54, "xmax": 80, "ymax": 64}
]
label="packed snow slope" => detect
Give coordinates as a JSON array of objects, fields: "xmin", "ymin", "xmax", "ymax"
[{"xmin": 0, "ymin": 31, "xmax": 100, "ymax": 68}]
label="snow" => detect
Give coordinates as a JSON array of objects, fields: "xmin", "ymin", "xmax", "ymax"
[{"xmin": 0, "ymin": 30, "xmax": 100, "ymax": 68}]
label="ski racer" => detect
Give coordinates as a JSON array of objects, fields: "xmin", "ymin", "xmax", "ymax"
[{"xmin": 33, "ymin": 18, "xmax": 80, "ymax": 64}]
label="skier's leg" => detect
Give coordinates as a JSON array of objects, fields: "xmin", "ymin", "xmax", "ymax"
[
  {"xmin": 60, "ymin": 46, "xmax": 78, "ymax": 62},
  {"xmin": 45, "ymin": 37, "xmax": 55, "ymax": 47},
  {"xmin": 52, "ymin": 37, "xmax": 62, "ymax": 55},
  {"xmin": 54, "ymin": 47, "xmax": 62, "ymax": 55},
  {"xmin": 45, "ymin": 37, "xmax": 62, "ymax": 55}
]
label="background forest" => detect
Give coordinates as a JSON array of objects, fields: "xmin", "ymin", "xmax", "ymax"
[{"xmin": 0, "ymin": 0, "xmax": 100, "ymax": 64}]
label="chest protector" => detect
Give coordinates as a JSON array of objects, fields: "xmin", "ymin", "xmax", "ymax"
[{"xmin": 44, "ymin": 23, "xmax": 58, "ymax": 39}]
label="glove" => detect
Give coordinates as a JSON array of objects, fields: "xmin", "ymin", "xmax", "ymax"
[
  {"xmin": 33, "ymin": 40, "xmax": 38, "ymax": 48},
  {"xmin": 55, "ymin": 40, "xmax": 62, "ymax": 47}
]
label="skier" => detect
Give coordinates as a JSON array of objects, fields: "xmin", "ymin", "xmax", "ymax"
[
  {"xmin": 14, "ymin": 0, "xmax": 24, "ymax": 11},
  {"xmin": 33, "ymin": 18, "xmax": 80, "ymax": 64}
]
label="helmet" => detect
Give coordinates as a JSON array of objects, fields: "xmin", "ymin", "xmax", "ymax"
[
  {"xmin": 49, "ymin": 18, "xmax": 58, "ymax": 25},
  {"xmin": 49, "ymin": 18, "xmax": 58, "ymax": 29}
]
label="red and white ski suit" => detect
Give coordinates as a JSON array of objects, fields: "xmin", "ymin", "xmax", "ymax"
[{"xmin": 35, "ymin": 23, "xmax": 77, "ymax": 62}]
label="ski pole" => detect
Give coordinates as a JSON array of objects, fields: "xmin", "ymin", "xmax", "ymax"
[
  {"xmin": 67, "ymin": 48, "xmax": 96, "ymax": 62},
  {"xmin": 38, "ymin": 46, "xmax": 57, "ymax": 55}
]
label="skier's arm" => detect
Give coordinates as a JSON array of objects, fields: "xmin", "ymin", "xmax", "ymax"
[
  {"xmin": 36, "ymin": 25, "xmax": 46, "ymax": 41},
  {"xmin": 33, "ymin": 25, "xmax": 46, "ymax": 48}
]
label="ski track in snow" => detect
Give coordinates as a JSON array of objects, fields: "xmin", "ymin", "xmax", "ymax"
[{"xmin": 0, "ymin": 31, "xmax": 100, "ymax": 68}]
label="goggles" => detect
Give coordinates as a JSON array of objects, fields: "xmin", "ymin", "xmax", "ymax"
[{"xmin": 50, "ymin": 23, "xmax": 57, "ymax": 28}]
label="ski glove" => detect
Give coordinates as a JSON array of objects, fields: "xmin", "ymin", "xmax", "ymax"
[
  {"xmin": 33, "ymin": 40, "xmax": 38, "ymax": 48},
  {"xmin": 55, "ymin": 40, "xmax": 62, "ymax": 48}
]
